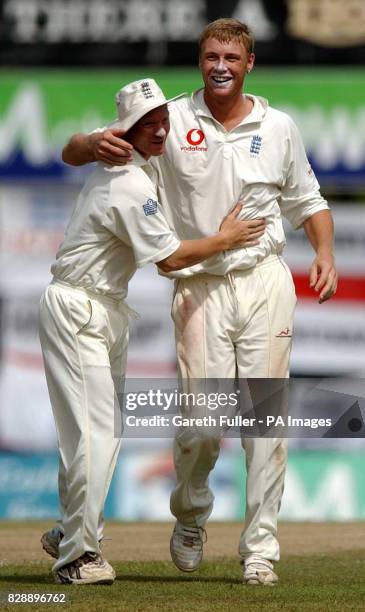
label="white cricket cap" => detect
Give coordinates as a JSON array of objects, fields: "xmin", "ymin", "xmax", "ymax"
[{"xmin": 113, "ymin": 79, "xmax": 184, "ymax": 132}]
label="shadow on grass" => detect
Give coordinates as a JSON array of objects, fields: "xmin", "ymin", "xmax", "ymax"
[
  {"xmin": 116, "ymin": 574, "xmax": 242, "ymax": 585},
  {"xmin": 0, "ymin": 573, "xmax": 242, "ymax": 586},
  {"xmin": 0, "ymin": 575, "xmax": 52, "ymax": 585}
]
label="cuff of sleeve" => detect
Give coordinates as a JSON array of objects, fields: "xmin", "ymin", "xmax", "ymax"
[
  {"xmin": 135, "ymin": 238, "xmax": 181, "ymax": 268},
  {"xmin": 292, "ymin": 202, "xmax": 330, "ymax": 230}
]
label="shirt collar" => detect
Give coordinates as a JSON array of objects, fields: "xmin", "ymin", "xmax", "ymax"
[
  {"xmin": 132, "ymin": 149, "xmax": 151, "ymax": 168},
  {"xmin": 102, "ymin": 149, "xmax": 151, "ymax": 173},
  {"xmin": 191, "ymin": 88, "xmax": 268, "ymax": 127}
]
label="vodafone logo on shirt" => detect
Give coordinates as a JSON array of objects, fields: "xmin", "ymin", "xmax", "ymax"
[
  {"xmin": 186, "ymin": 129, "xmax": 205, "ymax": 145},
  {"xmin": 180, "ymin": 128, "xmax": 207, "ymax": 152}
]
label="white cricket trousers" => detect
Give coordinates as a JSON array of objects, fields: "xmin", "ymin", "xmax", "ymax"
[
  {"xmin": 170, "ymin": 255, "xmax": 297, "ymax": 562},
  {"xmin": 38, "ymin": 280, "xmax": 128, "ymax": 571}
]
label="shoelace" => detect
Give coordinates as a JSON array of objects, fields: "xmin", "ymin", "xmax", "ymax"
[
  {"xmin": 73, "ymin": 552, "xmax": 102, "ymax": 567},
  {"xmin": 180, "ymin": 526, "xmax": 207, "ymax": 549}
]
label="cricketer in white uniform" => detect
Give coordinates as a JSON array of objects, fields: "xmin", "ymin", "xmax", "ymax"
[
  {"xmin": 39, "ymin": 78, "xmax": 259, "ymax": 585},
  {"xmin": 155, "ymin": 93, "xmax": 321, "ymax": 579},
  {"xmin": 61, "ymin": 19, "xmax": 338, "ymax": 585}
]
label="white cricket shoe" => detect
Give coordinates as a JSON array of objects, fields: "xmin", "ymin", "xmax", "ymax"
[
  {"xmin": 54, "ymin": 552, "xmax": 115, "ymax": 585},
  {"xmin": 41, "ymin": 526, "xmax": 63, "ymax": 559},
  {"xmin": 170, "ymin": 522, "xmax": 206, "ymax": 572},
  {"xmin": 243, "ymin": 555, "xmax": 278, "ymax": 586}
]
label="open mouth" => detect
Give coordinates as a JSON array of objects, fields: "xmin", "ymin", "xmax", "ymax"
[{"xmin": 211, "ymin": 76, "xmax": 232, "ymax": 84}]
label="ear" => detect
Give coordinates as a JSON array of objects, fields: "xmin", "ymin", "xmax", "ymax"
[{"xmin": 247, "ymin": 53, "xmax": 255, "ymax": 74}]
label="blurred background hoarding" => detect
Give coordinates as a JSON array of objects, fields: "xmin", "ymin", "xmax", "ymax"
[
  {"xmin": 1, "ymin": 69, "xmax": 365, "ymax": 191},
  {"xmin": 1, "ymin": 0, "xmax": 365, "ymax": 66},
  {"xmin": 0, "ymin": 0, "xmax": 364, "ymax": 521}
]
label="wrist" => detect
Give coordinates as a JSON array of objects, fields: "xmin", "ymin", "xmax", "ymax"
[
  {"xmin": 88, "ymin": 133, "xmax": 99, "ymax": 162},
  {"xmin": 316, "ymin": 248, "xmax": 334, "ymax": 259},
  {"xmin": 216, "ymin": 231, "xmax": 229, "ymax": 251}
]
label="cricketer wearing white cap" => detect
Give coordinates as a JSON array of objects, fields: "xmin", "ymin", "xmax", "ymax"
[
  {"xmin": 62, "ymin": 19, "xmax": 338, "ymax": 586},
  {"xmin": 39, "ymin": 78, "xmax": 263, "ymax": 585}
]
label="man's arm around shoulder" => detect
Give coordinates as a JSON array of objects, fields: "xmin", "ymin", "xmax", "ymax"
[{"xmin": 62, "ymin": 129, "xmax": 133, "ymax": 167}]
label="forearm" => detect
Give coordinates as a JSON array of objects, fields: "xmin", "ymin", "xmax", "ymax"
[
  {"xmin": 303, "ymin": 210, "xmax": 335, "ymax": 256},
  {"xmin": 157, "ymin": 234, "xmax": 228, "ymax": 273},
  {"xmin": 62, "ymin": 133, "xmax": 96, "ymax": 166},
  {"xmin": 304, "ymin": 210, "xmax": 338, "ymax": 303}
]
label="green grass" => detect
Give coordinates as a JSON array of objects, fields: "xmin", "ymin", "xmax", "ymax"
[{"xmin": 1, "ymin": 553, "xmax": 365, "ymax": 612}]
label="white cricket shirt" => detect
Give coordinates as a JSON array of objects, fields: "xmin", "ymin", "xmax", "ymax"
[
  {"xmin": 152, "ymin": 89, "xmax": 329, "ymax": 277},
  {"xmin": 51, "ymin": 152, "xmax": 180, "ymax": 299}
]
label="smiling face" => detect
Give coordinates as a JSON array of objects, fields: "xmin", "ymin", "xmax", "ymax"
[
  {"xmin": 126, "ymin": 104, "xmax": 170, "ymax": 159},
  {"xmin": 200, "ymin": 37, "xmax": 255, "ymax": 103}
]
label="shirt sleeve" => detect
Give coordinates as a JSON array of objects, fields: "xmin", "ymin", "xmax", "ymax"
[
  {"xmin": 103, "ymin": 168, "xmax": 180, "ymax": 268},
  {"xmin": 90, "ymin": 120, "xmax": 119, "ymax": 133},
  {"xmin": 279, "ymin": 115, "xmax": 329, "ymax": 229}
]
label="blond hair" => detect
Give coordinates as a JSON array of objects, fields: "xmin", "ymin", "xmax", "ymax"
[{"xmin": 199, "ymin": 18, "xmax": 254, "ymax": 56}]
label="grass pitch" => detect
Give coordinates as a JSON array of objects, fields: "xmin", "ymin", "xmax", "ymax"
[{"xmin": 1, "ymin": 522, "xmax": 365, "ymax": 611}]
